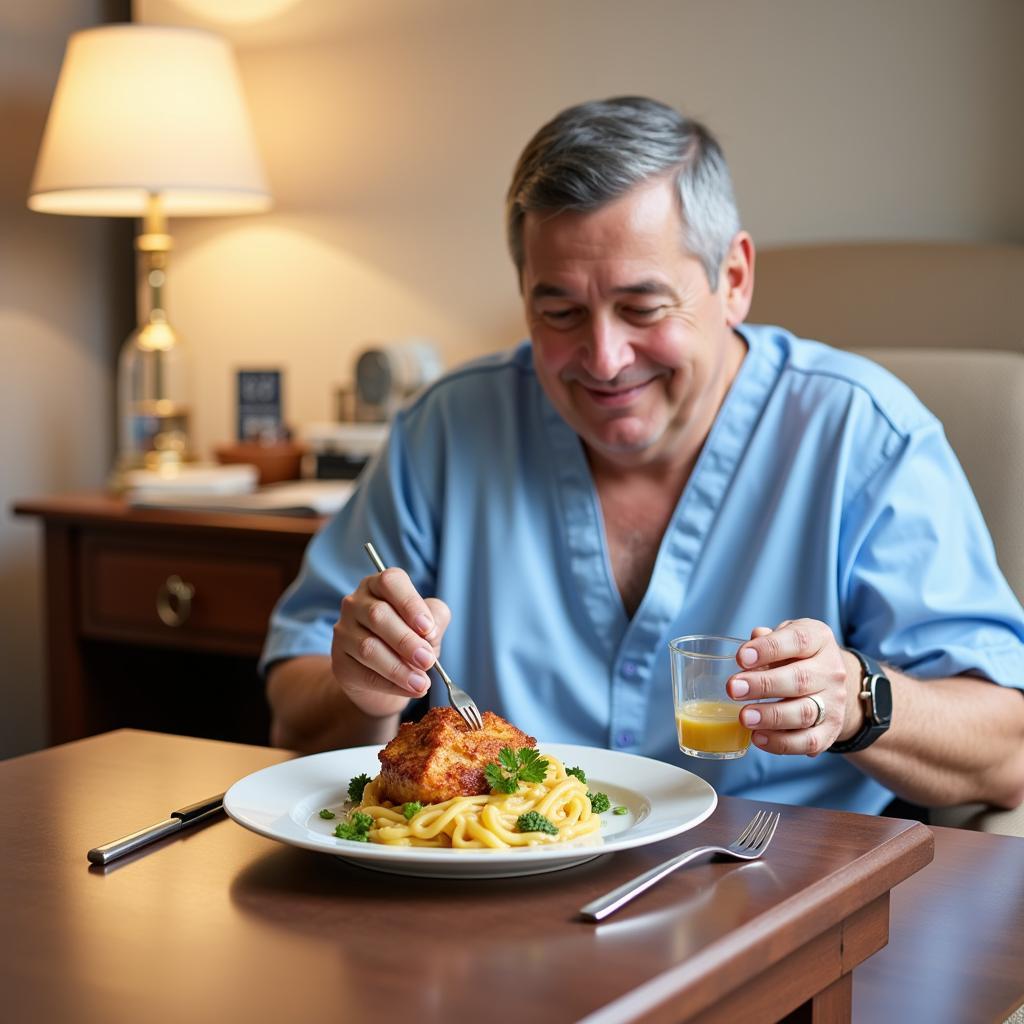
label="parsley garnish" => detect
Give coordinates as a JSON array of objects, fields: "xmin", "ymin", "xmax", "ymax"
[
  {"xmin": 402, "ymin": 802, "xmax": 423, "ymax": 820},
  {"xmin": 347, "ymin": 773, "xmax": 372, "ymax": 803},
  {"xmin": 484, "ymin": 747, "xmax": 550, "ymax": 794},
  {"xmin": 565, "ymin": 766, "xmax": 587, "ymax": 785},
  {"xmin": 318, "ymin": 808, "xmax": 336, "ymax": 819},
  {"xmin": 515, "ymin": 811, "xmax": 559, "ymax": 835},
  {"xmin": 588, "ymin": 791, "xmax": 611, "ymax": 814},
  {"xmin": 334, "ymin": 811, "xmax": 374, "ymax": 842}
]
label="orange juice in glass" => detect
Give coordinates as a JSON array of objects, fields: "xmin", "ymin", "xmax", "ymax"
[{"xmin": 669, "ymin": 635, "xmax": 750, "ymax": 759}]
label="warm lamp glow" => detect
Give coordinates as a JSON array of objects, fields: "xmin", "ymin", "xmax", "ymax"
[
  {"xmin": 27, "ymin": 22, "xmax": 271, "ymax": 478},
  {"xmin": 173, "ymin": 0, "xmax": 303, "ymax": 25},
  {"xmin": 28, "ymin": 24, "xmax": 270, "ymax": 217}
]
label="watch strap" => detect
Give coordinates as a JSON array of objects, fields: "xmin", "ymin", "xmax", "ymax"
[{"xmin": 828, "ymin": 647, "xmax": 891, "ymax": 754}]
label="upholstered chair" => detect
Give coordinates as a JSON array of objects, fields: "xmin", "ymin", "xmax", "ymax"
[{"xmin": 749, "ymin": 242, "xmax": 1024, "ymax": 836}]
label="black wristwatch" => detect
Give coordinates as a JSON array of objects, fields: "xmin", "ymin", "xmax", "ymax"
[{"xmin": 828, "ymin": 647, "xmax": 893, "ymax": 753}]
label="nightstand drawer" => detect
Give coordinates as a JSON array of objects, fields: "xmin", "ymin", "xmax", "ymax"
[{"xmin": 79, "ymin": 536, "xmax": 290, "ymax": 654}]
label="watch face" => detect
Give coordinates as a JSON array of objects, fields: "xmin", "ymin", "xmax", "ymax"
[{"xmin": 870, "ymin": 675, "xmax": 894, "ymax": 723}]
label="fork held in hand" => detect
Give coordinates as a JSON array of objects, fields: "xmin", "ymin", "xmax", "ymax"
[
  {"xmin": 579, "ymin": 810, "xmax": 781, "ymax": 922},
  {"xmin": 363, "ymin": 542, "xmax": 484, "ymax": 731}
]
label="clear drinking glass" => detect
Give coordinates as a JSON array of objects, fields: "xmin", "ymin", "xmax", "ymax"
[{"xmin": 669, "ymin": 635, "xmax": 750, "ymax": 759}]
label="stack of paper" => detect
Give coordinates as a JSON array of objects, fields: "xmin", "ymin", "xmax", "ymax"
[
  {"xmin": 122, "ymin": 463, "xmax": 259, "ymax": 498},
  {"xmin": 126, "ymin": 479, "xmax": 355, "ymax": 517}
]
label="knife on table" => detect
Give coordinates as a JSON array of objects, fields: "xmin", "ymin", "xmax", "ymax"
[{"xmin": 87, "ymin": 793, "xmax": 226, "ymax": 865}]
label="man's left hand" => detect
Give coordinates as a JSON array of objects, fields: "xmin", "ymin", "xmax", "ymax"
[{"xmin": 727, "ymin": 619, "xmax": 863, "ymax": 756}]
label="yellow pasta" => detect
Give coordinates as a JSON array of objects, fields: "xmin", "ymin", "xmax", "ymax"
[{"xmin": 349, "ymin": 754, "xmax": 601, "ymax": 849}]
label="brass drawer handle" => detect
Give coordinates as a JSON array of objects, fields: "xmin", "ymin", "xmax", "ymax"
[{"xmin": 156, "ymin": 575, "xmax": 195, "ymax": 627}]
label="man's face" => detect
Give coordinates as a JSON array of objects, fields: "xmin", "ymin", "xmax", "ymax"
[{"xmin": 521, "ymin": 176, "xmax": 742, "ymax": 470}]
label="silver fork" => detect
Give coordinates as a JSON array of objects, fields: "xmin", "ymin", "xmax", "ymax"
[
  {"xmin": 363, "ymin": 541, "xmax": 484, "ymax": 731},
  {"xmin": 579, "ymin": 810, "xmax": 781, "ymax": 922}
]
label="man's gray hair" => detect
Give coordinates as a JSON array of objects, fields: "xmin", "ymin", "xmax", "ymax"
[{"xmin": 506, "ymin": 96, "xmax": 741, "ymax": 291}]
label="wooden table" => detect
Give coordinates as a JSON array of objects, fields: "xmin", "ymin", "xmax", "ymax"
[
  {"xmin": 16, "ymin": 731, "xmax": 1022, "ymax": 1024},
  {"xmin": 13, "ymin": 494, "xmax": 322, "ymax": 746}
]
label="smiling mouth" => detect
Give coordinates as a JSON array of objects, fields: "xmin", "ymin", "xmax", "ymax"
[{"xmin": 580, "ymin": 380, "xmax": 652, "ymax": 406}]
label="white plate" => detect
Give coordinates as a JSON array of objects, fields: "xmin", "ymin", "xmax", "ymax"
[{"xmin": 224, "ymin": 743, "xmax": 717, "ymax": 879}]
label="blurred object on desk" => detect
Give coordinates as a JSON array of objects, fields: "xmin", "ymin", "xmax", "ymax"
[
  {"xmin": 312, "ymin": 339, "xmax": 439, "ymax": 480},
  {"xmin": 236, "ymin": 369, "xmax": 285, "ymax": 442},
  {"xmin": 302, "ymin": 421, "xmax": 388, "ymax": 480},
  {"xmin": 215, "ymin": 440, "xmax": 306, "ymax": 485},
  {"xmin": 125, "ymin": 479, "xmax": 353, "ymax": 516},
  {"xmin": 119, "ymin": 462, "xmax": 257, "ymax": 500},
  {"xmin": 340, "ymin": 339, "xmax": 442, "ymax": 422}
]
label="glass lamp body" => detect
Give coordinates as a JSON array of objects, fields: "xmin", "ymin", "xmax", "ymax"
[{"xmin": 117, "ymin": 319, "xmax": 192, "ymax": 471}]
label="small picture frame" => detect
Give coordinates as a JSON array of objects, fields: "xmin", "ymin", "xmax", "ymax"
[{"xmin": 236, "ymin": 369, "xmax": 284, "ymax": 442}]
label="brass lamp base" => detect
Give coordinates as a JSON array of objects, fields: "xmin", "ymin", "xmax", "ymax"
[{"xmin": 115, "ymin": 195, "xmax": 194, "ymax": 480}]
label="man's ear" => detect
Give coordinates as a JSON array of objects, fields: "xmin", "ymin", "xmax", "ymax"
[{"xmin": 721, "ymin": 231, "xmax": 755, "ymax": 327}]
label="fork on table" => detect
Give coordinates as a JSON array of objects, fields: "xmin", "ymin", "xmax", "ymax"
[
  {"xmin": 363, "ymin": 541, "xmax": 484, "ymax": 731},
  {"xmin": 579, "ymin": 810, "xmax": 781, "ymax": 922}
]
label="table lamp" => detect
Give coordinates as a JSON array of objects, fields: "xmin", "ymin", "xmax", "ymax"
[{"xmin": 28, "ymin": 23, "xmax": 271, "ymax": 478}]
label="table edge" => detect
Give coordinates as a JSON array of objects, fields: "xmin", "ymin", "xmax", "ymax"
[
  {"xmin": 584, "ymin": 819, "xmax": 934, "ymax": 1023},
  {"xmin": 13, "ymin": 494, "xmax": 323, "ymax": 538}
]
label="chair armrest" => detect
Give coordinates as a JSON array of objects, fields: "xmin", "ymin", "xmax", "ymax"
[{"xmin": 931, "ymin": 801, "xmax": 1024, "ymax": 838}]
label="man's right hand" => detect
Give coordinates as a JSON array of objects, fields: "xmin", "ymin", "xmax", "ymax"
[{"xmin": 331, "ymin": 566, "xmax": 451, "ymax": 718}]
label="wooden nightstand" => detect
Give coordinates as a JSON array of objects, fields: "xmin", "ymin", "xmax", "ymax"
[{"xmin": 14, "ymin": 494, "xmax": 322, "ymax": 746}]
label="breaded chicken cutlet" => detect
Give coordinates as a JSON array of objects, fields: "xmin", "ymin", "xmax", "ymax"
[{"xmin": 377, "ymin": 706, "xmax": 536, "ymax": 805}]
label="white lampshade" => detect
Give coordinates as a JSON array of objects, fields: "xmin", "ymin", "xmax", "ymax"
[{"xmin": 28, "ymin": 24, "xmax": 271, "ymax": 217}]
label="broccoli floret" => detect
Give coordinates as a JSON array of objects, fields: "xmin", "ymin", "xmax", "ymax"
[
  {"xmin": 402, "ymin": 802, "xmax": 423, "ymax": 820},
  {"xmin": 565, "ymin": 765, "xmax": 587, "ymax": 785},
  {"xmin": 347, "ymin": 773, "xmax": 372, "ymax": 803},
  {"xmin": 334, "ymin": 811, "xmax": 374, "ymax": 842},
  {"xmin": 588, "ymin": 791, "xmax": 611, "ymax": 814},
  {"xmin": 318, "ymin": 808, "xmax": 336, "ymax": 820},
  {"xmin": 515, "ymin": 811, "xmax": 559, "ymax": 836}
]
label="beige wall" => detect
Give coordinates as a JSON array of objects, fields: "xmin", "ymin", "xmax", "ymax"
[
  {"xmin": 0, "ymin": 2, "xmax": 133, "ymax": 758},
  {"xmin": 137, "ymin": 0, "xmax": 1023, "ymax": 457}
]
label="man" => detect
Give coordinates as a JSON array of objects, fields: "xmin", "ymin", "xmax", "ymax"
[{"xmin": 262, "ymin": 96, "xmax": 1024, "ymax": 816}]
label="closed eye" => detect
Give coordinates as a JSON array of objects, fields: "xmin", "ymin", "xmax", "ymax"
[
  {"xmin": 539, "ymin": 307, "xmax": 586, "ymax": 329},
  {"xmin": 621, "ymin": 305, "xmax": 668, "ymax": 323}
]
